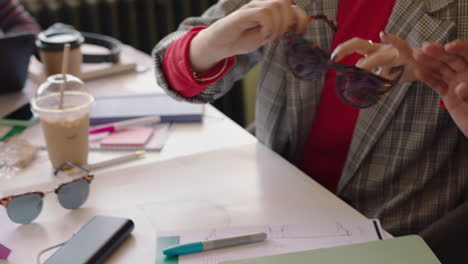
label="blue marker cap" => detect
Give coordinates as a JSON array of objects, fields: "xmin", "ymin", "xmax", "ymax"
[
  {"xmin": 163, "ymin": 242, "xmax": 204, "ymax": 256},
  {"xmin": 162, "ymin": 232, "xmax": 267, "ymax": 256}
]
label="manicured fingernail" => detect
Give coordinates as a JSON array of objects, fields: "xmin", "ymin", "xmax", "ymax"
[
  {"xmin": 330, "ymin": 51, "xmax": 338, "ymax": 62},
  {"xmin": 379, "ymin": 32, "xmax": 388, "ymax": 40}
]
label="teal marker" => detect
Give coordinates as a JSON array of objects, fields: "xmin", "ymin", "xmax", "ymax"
[{"xmin": 162, "ymin": 232, "xmax": 267, "ymax": 256}]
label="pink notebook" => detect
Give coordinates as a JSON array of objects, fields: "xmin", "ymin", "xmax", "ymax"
[{"xmin": 100, "ymin": 127, "xmax": 154, "ymax": 147}]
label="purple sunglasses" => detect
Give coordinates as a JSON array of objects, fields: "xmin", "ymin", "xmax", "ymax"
[{"xmin": 284, "ymin": 15, "xmax": 401, "ymax": 108}]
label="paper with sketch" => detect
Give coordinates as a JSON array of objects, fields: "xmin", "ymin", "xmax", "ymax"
[{"xmin": 165, "ymin": 220, "xmax": 382, "ymax": 264}]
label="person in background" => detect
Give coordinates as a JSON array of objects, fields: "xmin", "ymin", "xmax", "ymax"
[
  {"xmin": 0, "ymin": 0, "xmax": 41, "ymax": 36},
  {"xmin": 152, "ymin": 0, "xmax": 468, "ymax": 237}
]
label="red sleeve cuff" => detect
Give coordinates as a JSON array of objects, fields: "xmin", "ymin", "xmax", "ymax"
[
  {"xmin": 439, "ymin": 99, "xmax": 447, "ymax": 109},
  {"xmin": 163, "ymin": 26, "xmax": 236, "ymax": 98}
]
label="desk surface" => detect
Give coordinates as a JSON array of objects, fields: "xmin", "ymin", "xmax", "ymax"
[
  {"xmin": 0, "ymin": 143, "xmax": 369, "ymax": 264},
  {"xmin": 1, "ymin": 47, "xmax": 257, "ymax": 185},
  {"xmin": 0, "ymin": 49, "xmax": 369, "ymax": 264}
]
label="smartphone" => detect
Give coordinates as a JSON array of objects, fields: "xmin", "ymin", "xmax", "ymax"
[
  {"xmin": 44, "ymin": 215, "xmax": 134, "ymax": 264},
  {"xmin": 0, "ymin": 103, "xmax": 38, "ymax": 127}
]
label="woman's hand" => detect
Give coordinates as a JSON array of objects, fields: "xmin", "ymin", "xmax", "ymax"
[
  {"xmin": 414, "ymin": 40, "xmax": 468, "ymax": 101},
  {"xmin": 330, "ymin": 32, "xmax": 418, "ymax": 83},
  {"xmin": 414, "ymin": 40, "xmax": 468, "ymax": 137},
  {"xmin": 445, "ymin": 40, "xmax": 468, "ymax": 105},
  {"xmin": 190, "ymin": 0, "xmax": 310, "ymax": 73}
]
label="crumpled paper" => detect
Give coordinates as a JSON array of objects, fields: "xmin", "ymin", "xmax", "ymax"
[{"xmin": 0, "ymin": 137, "xmax": 38, "ymax": 179}]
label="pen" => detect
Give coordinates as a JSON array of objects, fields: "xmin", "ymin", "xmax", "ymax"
[
  {"xmin": 89, "ymin": 116, "xmax": 161, "ymax": 134},
  {"xmin": 162, "ymin": 232, "xmax": 267, "ymax": 256},
  {"xmin": 85, "ymin": 151, "xmax": 145, "ymax": 171}
]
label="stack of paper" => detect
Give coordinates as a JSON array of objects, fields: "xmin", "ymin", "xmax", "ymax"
[
  {"xmin": 156, "ymin": 220, "xmax": 386, "ymax": 264},
  {"xmin": 156, "ymin": 222, "xmax": 440, "ymax": 264}
]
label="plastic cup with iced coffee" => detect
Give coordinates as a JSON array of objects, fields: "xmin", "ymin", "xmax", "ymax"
[{"xmin": 31, "ymin": 74, "xmax": 94, "ymax": 169}]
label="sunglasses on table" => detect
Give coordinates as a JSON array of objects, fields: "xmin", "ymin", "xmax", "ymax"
[
  {"xmin": 0, "ymin": 162, "xmax": 93, "ymax": 224},
  {"xmin": 284, "ymin": 15, "xmax": 401, "ymax": 108}
]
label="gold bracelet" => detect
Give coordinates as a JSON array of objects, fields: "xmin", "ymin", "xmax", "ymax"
[{"xmin": 192, "ymin": 59, "xmax": 228, "ymax": 82}]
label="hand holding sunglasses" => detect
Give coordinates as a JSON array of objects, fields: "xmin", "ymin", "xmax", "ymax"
[
  {"xmin": 0, "ymin": 162, "xmax": 93, "ymax": 224},
  {"xmin": 284, "ymin": 15, "xmax": 410, "ymax": 108},
  {"xmin": 189, "ymin": 0, "xmax": 311, "ymax": 74},
  {"xmin": 332, "ymin": 31, "xmax": 418, "ymax": 83}
]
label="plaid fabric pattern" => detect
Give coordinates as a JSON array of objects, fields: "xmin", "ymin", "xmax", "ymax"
[{"xmin": 152, "ymin": 0, "xmax": 468, "ymax": 236}]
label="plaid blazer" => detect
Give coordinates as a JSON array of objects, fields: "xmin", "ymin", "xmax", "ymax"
[{"xmin": 152, "ymin": 0, "xmax": 468, "ymax": 236}]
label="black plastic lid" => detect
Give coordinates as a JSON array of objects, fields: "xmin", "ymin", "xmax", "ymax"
[{"xmin": 36, "ymin": 28, "xmax": 84, "ymax": 51}]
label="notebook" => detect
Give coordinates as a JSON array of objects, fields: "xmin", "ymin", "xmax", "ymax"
[
  {"xmin": 99, "ymin": 127, "xmax": 154, "ymax": 147},
  {"xmin": 0, "ymin": 33, "xmax": 36, "ymax": 94},
  {"xmin": 89, "ymin": 93, "xmax": 204, "ymax": 126},
  {"xmin": 220, "ymin": 235, "xmax": 440, "ymax": 264},
  {"xmin": 88, "ymin": 124, "xmax": 171, "ymax": 151},
  {"xmin": 19, "ymin": 123, "xmax": 171, "ymax": 152}
]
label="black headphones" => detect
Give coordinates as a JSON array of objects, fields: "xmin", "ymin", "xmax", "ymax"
[
  {"xmin": 81, "ymin": 32, "xmax": 121, "ymax": 63},
  {"xmin": 36, "ymin": 23, "xmax": 122, "ymax": 64}
]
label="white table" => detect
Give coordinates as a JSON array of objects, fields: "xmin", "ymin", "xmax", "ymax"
[
  {"xmin": 0, "ymin": 49, "xmax": 372, "ymax": 264},
  {"xmin": 0, "ymin": 47, "xmax": 257, "ymax": 187},
  {"xmin": 0, "ymin": 143, "xmax": 370, "ymax": 264}
]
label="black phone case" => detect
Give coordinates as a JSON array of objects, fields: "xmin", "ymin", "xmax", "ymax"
[{"xmin": 44, "ymin": 215, "xmax": 134, "ymax": 264}]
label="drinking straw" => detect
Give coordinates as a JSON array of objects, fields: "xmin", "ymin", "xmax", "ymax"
[{"xmin": 59, "ymin": 43, "xmax": 71, "ymax": 109}]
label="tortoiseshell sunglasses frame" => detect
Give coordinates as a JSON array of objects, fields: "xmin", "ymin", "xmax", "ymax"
[
  {"xmin": 283, "ymin": 15, "xmax": 402, "ymax": 108},
  {"xmin": 0, "ymin": 174, "xmax": 94, "ymax": 208},
  {"xmin": 1, "ymin": 162, "xmax": 93, "ymax": 216}
]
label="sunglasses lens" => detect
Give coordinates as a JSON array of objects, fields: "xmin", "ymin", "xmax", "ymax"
[
  {"xmin": 286, "ymin": 39, "xmax": 328, "ymax": 80},
  {"xmin": 336, "ymin": 71, "xmax": 385, "ymax": 108},
  {"xmin": 57, "ymin": 179, "xmax": 90, "ymax": 209},
  {"xmin": 7, "ymin": 193, "xmax": 43, "ymax": 224}
]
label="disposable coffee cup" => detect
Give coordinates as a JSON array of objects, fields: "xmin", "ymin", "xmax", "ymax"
[
  {"xmin": 36, "ymin": 27, "xmax": 84, "ymax": 78},
  {"xmin": 31, "ymin": 74, "xmax": 94, "ymax": 169}
]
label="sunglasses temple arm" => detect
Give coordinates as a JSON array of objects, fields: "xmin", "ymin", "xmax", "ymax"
[
  {"xmin": 308, "ymin": 15, "xmax": 338, "ymax": 32},
  {"xmin": 54, "ymin": 162, "xmax": 90, "ymax": 176},
  {"xmin": 54, "ymin": 162, "xmax": 72, "ymax": 175}
]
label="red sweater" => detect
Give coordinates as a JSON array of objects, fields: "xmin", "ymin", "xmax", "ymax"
[
  {"xmin": 298, "ymin": 0, "xmax": 396, "ymax": 193},
  {"xmin": 163, "ymin": 0, "xmax": 396, "ymax": 193},
  {"xmin": 162, "ymin": 26, "xmax": 235, "ymax": 97}
]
